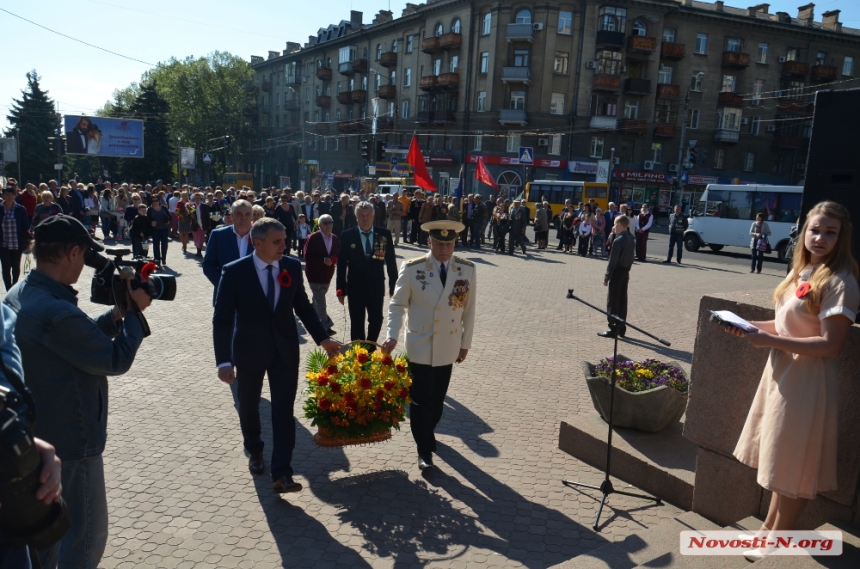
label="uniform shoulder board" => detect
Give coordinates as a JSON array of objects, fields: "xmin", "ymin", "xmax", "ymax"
[
  {"xmin": 405, "ymin": 257, "xmax": 425, "ymax": 266},
  {"xmin": 453, "ymin": 256, "xmax": 474, "ymax": 267}
]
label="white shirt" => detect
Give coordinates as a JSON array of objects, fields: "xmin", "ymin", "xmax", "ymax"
[
  {"xmin": 359, "ymin": 226, "xmax": 375, "ymax": 256},
  {"xmin": 432, "ymin": 255, "xmax": 449, "ymax": 279},
  {"xmin": 321, "ymin": 231, "xmax": 333, "ymax": 255},
  {"xmin": 168, "ymin": 196, "xmax": 180, "ymax": 212},
  {"xmin": 195, "ymin": 203, "xmax": 204, "ymax": 227},
  {"xmin": 635, "ymin": 210, "xmax": 654, "ymax": 232},
  {"xmin": 234, "ymin": 226, "xmax": 250, "ymax": 257}
]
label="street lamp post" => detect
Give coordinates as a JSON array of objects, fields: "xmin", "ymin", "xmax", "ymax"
[
  {"xmin": 287, "ymin": 86, "xmax": 305, "ymax": 190},
  {"xmin": 676, "ymin": 72, "xmax": 704, "ymax": 207}
]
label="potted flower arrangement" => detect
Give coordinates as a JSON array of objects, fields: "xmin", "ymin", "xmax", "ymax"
[
  {"xmin": 303, "ymin": 343, "xmax": 412, "ymax": 447},
  {"xmin": 581, "ymin": 355, "xmax": 689, "ymax": 432}
]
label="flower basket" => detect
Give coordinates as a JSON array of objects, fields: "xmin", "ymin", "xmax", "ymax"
[
  {"xmin": 303, "ymin": 341, "xmax": 412, "ymax": 448},
  {"xmin": 582, "ymin": 355, "xmax": 689, "ymax": 432}
]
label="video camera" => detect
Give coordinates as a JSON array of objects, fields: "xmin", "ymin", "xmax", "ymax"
[{"xmin": 85, "ymin": 247, "xmax": 177, "ymax": 308}]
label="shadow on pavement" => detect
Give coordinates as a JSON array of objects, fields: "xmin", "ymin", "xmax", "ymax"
[
  {"xmin": 435, "ymin": 395, "xmax": 500, "ymax": 458},
  {"xmin": 620, "ymin": 336, "xmax": 692, "ymax": 364}
]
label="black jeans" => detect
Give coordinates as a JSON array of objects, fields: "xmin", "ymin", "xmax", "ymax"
[
  {"xmin": 751, "ymin": 247, "xmax": 765, "ymax": 272},
  {"xmin": 347, "ymin": 291, "xmax": 384, "ymax": 343},
  {"xmin": 0, "ymin": 248, "xmax": 23, "ymax": 291},
  {"xmin": 408, "ymin": 362, "xmax": 453, "ymax": 457},
  {"xmin": 151, "ymin": 228, "xmax": 169, "ymax": 262},
  {"xmin": 607, "ymin": 267, "xmax": 630, "ymax": 335},
  {"xmin": 667, "ymin": 233, "xmax": 684, "ymax": 262}
]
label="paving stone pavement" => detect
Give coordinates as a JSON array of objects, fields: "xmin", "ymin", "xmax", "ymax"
[{"xmin": 57, "ymin": 230, "xmax": 786, "ymax": 569}]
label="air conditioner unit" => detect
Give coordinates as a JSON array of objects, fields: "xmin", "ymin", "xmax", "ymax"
[
  {"xmin": 533, "ymin": 23, "xmax": 544, "ymax": 31},
  {"xmin": 586, "ymin": 60, "xmax": 597, "ymax": 69},
  {"xmin": 741, "ymin": 118, "xmax": 749, "ymax": 125},
  {"xmin": 766, "ymin": 124, "xmax": 777, "ymax": 132},
  {"xmin": 778, "ymin": 56, "xmax": 787, "ymax": 63},
  {"xmin": 643, "ymin": 160, "xmax": 656, "ymax": 171},
  {"xmin": 537, "ymin": 138, "xmax": 549, "ymax": 146},
  {"xmin": 612, "ymin": 157, "xmax": 620, "ymax": 165},
  {"xmin": 668, "ymin": 163, "xmax": 679, "ymax": 172}
]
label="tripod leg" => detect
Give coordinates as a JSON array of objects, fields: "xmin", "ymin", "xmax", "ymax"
[
  {"xmin": 593, "ymin": 491, "xmax": 609, "ymax": 531},
  {"xmin": 561, "ymin": 480, "xmax": 601, "ymax": 491}
]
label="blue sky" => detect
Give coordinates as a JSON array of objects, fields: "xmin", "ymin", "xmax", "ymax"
[{"xmin": 2, "ymin": 0, "xmax": 858, "ymax": 131}]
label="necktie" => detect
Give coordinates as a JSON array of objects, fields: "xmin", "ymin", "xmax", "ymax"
[
  {"xmin": 440, "ymin": 263, "xmax": 447, "ymax": 287},
  {"xmin": 362, "ymin": 231, "xmax": 372, "ymax": 258},
  {"xmin": 266, "ymin": 265, "xmax": 276, "ymax": 312}
]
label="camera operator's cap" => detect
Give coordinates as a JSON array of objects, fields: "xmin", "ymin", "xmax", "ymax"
[
  {"xmin": 421, "ymin": 220, "xmax": 465, "ymax": 242},
  {"xmin": 34, "ymin": 214, "xmax": 104, "ymax": 252}
]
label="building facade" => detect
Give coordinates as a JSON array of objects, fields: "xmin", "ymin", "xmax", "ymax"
[{"xmin": 243, "ymin": 0, "xmax": 859, "ymax": 208}]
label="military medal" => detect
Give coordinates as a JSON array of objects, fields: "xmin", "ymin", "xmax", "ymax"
[{"xmin": 448, "ymin": 279, "xmax": 470, "ymax": 310}]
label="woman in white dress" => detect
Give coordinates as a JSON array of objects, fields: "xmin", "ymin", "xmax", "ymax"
[{"xmin": 87, "ymin": 124, "xmax": 103, "ymax": 154}]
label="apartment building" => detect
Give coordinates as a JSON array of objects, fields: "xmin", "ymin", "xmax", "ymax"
[{"xmin": 243, "ymin": 1, "xmax": 859, "ymax": 205}]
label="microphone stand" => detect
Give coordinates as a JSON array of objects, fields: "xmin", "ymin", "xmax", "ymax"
[{"xmin": 561, "ymin": 288, "xmax": 670, "ymax": 531}]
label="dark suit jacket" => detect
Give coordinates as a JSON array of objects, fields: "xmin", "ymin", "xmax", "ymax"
[
  {"xmin": 335, "ymin": 226, "xmax": 398, "ymax": 298},
  {"xmin": 329, "ymin": 202, "xmax": 356, "ymax": 237},
  {"xmin": 213, "ymin": 255, "xmax": 328, "ymax": 371},
  {"xmin": 315, "ymin": 201, "xmax": 330, "ymax": 217},
  {"xmin": 202, "ymin": 225, "xmax": 254, "ymax": 304},
  {"xmin": 304, "ymin": 231, "xmax": 340, "ymax": 284},
  {"xmin": 66, "ymin": 129, "xmax": 87, "ymax": 154}
]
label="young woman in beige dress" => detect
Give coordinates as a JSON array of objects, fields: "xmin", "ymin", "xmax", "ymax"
[{"xmin": 726, "ymin": 201, "xmax": 859, "ymax": 532}]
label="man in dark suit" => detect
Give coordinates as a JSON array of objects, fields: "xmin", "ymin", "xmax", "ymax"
[
  {"xmin": 203, "ymin": 200, "xmax": 254, "ymax": 304},
  {"xmin": 329, "ymin": 194, "xmax": 355, "ymax": 237},
  {"xmin": 312, "ymin": 192, "xmax": 330, "ymax": 219},
  {"xmin": 508, "ymin": 200, "xmax": 529, "ymax": 256},
  {"xmin": 214, "ymin": 218, "xmax": 340, "ymax": 493},
  {"xmin": 336, "ymin": 201, "xmax": 398, "ymax": 342},
  {"xmin": 66, "ymin": 117, "xmax": 91, "ymax": 154}
]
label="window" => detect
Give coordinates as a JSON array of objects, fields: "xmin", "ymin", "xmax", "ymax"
[
  {"xmin": 597, "ymin": 50, "xmax": 623, "ymax": 75},
  {"xmin": 786, "ymin": 47, "xmax": 800, "ymax": 61},
  {"xmin": 482, "ymin": 13, "xmax": 492, "ymax": 35},
  {"xmin": 632, "ymin": 21, "xmax": 647, "ymax": 36},
  {"xmin": 474, "ymin": 132, "xmax": 483, "ymax": 151},
  {"xmin": 590, "ymin": 137, "xmax": 605, "ymax": 158},
  {"xmin": 686, "ymin": 108, "xmax": 700, "ymax": 129},
  {"xmin": 550, "ymin": 93, "xmax": 565, "ymax": 115},
  {"xmin": 662, "ymin": 28, "xmax": 676, "ymax": 43},
  {"xmin": 714, "ymin": 149, "xmax": 726, "ymax": 169},
  {"xmin": 514, "ymin": 49, "xmax": 529, "ymax": 67},
  {"xmin": 721, "ymin": 74, "xmax": 736, "ymax": 93},
  {"xmin": 623, "ymin": 100, "xmax": 639, "ymax": 119},
  {"xmin": 434, "ymin": 23, "xmax": 444, "ymax": 37},
  {"xmin": 844, "ymin": 56, "xmax": 854, "ymax": 76},
  {"xmin": 377, "ymin": 44, "xmax": 384, "ymax": 61},
  {"xmin": 550, "ymin": 134, "xmax": 562, "ymax": 155},
  {"xmin": 726, "ymin": 37, "xmax": 743, "ymax": 53},
  {"xmin": 336, "ymin": 81, "xmax": 343, "ymax": 95},
  {"xmin": 748, "ymin": 116, "xmax": 761, "ymax": 135},
  {"xmin": 743, "ymin": 152, "xmax": 755, "ymax": 172},
  {"xmin": 374, "ymin": 73, "xmax": 381, "ymax": 91},
  {"xmin": 591, "ymin": 94, "xmax": 618, "ymax": 116},
  {"xmin": 772, "ymin": 155, "xmax": 785, "ymax": 175},
  {"xmin": 657, "ymin": 64, "xmax": 673, "ymax": 84},
  {"xmin": 510, "ymin": 91, "xmax": 526, "ymax": 110},
  {"xmin": 388, "ymin": 101, "xmax": 395, "ymax": 119},
  {"xmin": 452, "ymin": 18, "xmax": 461, "ymax": 34},
  {"xmin": 392, "ymin": 40, "xmax": 398, "ymax": 53},
  {"xmin": 401, "ymin": 99, "xmax": 410, "ymax": 119},
  {"xmin": 335, "ymin": 108, "xmax": 341, "ymax": 120},
  {"xmin": 695, "ymin": 33, "xmax": 708, "ymax": 54},
  {"xmin": 449, "ymin": 56, "xmax": 459, "ymax": 73},
  {"xmin": 305, "ymin": 87, "xmax": 310, "ymax": 102},
  {"xmin": 480, "ymin": 52, "xmax": 489, "ymax": 73},
  {"xmin": 361, "ymin": 76, "xmax": 368, "ymax": 90},
  {"xmin": 717, "ymin": 107, "xmax": 742, "ymax": 130},
  {"xmin": 816, "ymin": 51, "xmax": 827, "ymax": 66},
  {"xmin": 757, "ymin": 43, "xmax": 769, "ymax": 64},
  {"xmin": 559, "ymin": 10, "xmax": 572, "ymax": 34},
  {"xmin": 752, "ymin": 79, "xmax": 764, "ymax": 106},
  {"xmin": 406, "ymin": 35, "xmax": 413, "ymax": 53},
  {"xmin": 433, "ymin": 59, "xmax": 442, "ymax": 76},
  {"xmin": 554, "ymin": 51, "xmax": 569, "ymax": 74},
  {"xmin": 390, "ymin": 70, "xmax": 397, "ymax": 85},
  {"xmin": 690, "ymin": 71, "xmax": 704, "ymax": 91},
  {"xmin": 338, "ymin": 46, "xmax": 356, "ymax": 64},
  {"xmin": 404, "ymin": 68, "xmax": 412, "ymax": 87},
  {"xmin": 515, "ymin": 9, "xmax": 532, "ymax": 24},
  {"xmin": 477, "ymin": 91, "xmax": 487, "ymax": 112},
  {"xmin": 506, "ymin": 132, "xmax": 522, "ymax": 152},
  {"xmin": 654, "ymin": 99, "xmax": 677, "ymax": 124},
  {"xmin": 598, "ymin": 6, "xmax": 627, "ymax": 33}
]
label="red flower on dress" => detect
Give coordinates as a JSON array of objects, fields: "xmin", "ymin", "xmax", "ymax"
[
  {"xmin": 359, "ymin": 377, "xmax": 372, "ymax": 390},
  {"xmin": 331, "ymin": 254, "xmax": 338, "ymax": 264},
  {"xmin": 796, "ymin": 282, "xmax": 812, "ymax": 299},
  {"xmin": 318, "ymin": 398, "xmax": 331, "ymax": 410},
  {"xmin": 336, "ymin": 289, "xmax": 344, "ymax": 296},
  {"xmin": 356, "ymin": 353, "xmax": 369, "ymax": 364},
  {"xmin": 383, "ymin": 381, "xmax": 395, "ymax": 391},
  {"xmin": 277, "ymin": 270, "xmax": 293, "ymax": 288},
  {"xmin": 326, "ymin": 365, "xmax": 338, "ymax": 375},
  {"xmin": 381, "ymin": 355, "xmax": 393, "ymax": 366},
  {"xmin": 140, "ymin": 261, "xmax": 158, "ymax": 281},
  {"xmin": 329, "ymin": 381, "xmax": 341, "ymax": 393}
]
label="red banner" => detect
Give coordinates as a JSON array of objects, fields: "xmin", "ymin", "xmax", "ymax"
[{"xmin": 466, "ymin": 154, "xmax": 567, "ymax": 169}]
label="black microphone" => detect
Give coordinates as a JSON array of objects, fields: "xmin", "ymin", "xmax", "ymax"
[{"xmin": 567, "ymin": 288, "xmax": 574, "ymax": 298}]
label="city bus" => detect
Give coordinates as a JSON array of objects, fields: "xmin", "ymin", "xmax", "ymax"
[
  {"xmin": 223, "ymin": 172, "xmax": 254, "ymax": 192},
  {"xmin": 684, "ymin": 184, "xmax": 801, "ymax": 261},
  {"xmin": 524, "ymin": 180, "xmax": 610, "ymax": 223}
]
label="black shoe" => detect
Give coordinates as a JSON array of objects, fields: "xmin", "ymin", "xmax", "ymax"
[
  {"xmin": 327, "ymin": 328, "xmax": 337, "ymax": 336},
  {"xmin": 272, "ymin": 476, "xmax": 302, "ymax": 493},
  {"xmin": 249, "ymin": 452, "xmax": 265, "ymax": 475},
  {"xmin": 597, "ymin": 330, "xmax": 617, "ymax": 338},
  {"xmin": 676, "ymin": 259, "xmax": 682, "ymax": 264},
  {"xmin": 662, "ymin": 259, "xmax": 672, "ymax": 263},
  {"xmin": 196, "ymin": 251, "xmax": 203, "ymax": 258},
  {"xmin": 418, "ymin": 454, "xmax": 434, "ymax": 471}
]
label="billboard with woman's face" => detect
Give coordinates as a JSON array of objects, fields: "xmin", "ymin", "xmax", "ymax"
[{"xmin": 64, "ymin": 116, "xmax": 144, "ymax": 158}]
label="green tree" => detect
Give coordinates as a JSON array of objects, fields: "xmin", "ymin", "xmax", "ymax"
[
  {"xmin": 4, "ymin": 71, "xmax": 58, "ymax": 184},
  {"xmin": 124, "ymin": 81, "xmax": 173, "ymax": 183}
]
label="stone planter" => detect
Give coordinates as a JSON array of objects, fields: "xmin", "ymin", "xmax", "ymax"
[{"xmin": 581, "ymin": 355, "xmax": 688, "ymax": 432}]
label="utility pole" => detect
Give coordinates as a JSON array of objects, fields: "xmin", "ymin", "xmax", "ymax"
[
  {"xmin": 177, "ymin": 135, "xmax": 182, "ymax": 185},
  {"xmin": 676, "ymin": 72, "xmax": 704, "ymax": 206},
  {"xmin": 16, "ymin": 127, "xmax": 21, "ymax": 182}
]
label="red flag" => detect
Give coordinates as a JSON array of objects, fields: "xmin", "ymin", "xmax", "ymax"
[
  {"xmin": 475, "ymin": 156, "xmax": 499, "ymax": 190},
  {"xmin": 406, "ymin": 135, "xmax": 437, "ymax": 192}
]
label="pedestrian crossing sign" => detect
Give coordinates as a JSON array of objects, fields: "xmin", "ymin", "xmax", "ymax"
[{"xmin": 518, "ymin": 146, "xmax": 534, "ymax": 165}]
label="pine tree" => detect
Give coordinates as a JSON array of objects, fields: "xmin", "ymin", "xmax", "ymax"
[
  {"xmin": 126, "ymin": 81, "xmax": 172, "ymax": 183},
  {"xmin": 3, "ymin": 71, "xmax": 58, "ymax": 184}
]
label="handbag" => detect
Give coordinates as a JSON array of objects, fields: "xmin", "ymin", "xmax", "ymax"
[{"xmin": 756, "ymin": 234, "xmax": 771, "ymax": 253}]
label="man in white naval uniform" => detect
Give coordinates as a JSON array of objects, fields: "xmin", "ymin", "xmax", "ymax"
[{"xmin": 382, "ymin": 220, "xmax": 477, "ymax": 471}]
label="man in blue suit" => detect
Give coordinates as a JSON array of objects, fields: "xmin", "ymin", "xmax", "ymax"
[
  {"xmin": 213, "ymin": 218, "xmax": 341, "ymax": 493},
  {"xmin": 202, "ymin": 199, "xmax": 254, "ymax": 304}
]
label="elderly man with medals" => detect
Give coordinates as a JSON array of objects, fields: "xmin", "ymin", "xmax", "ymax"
[{"xmin": 382, "ymin": 220, "xmax": 477, "ymax": 471}]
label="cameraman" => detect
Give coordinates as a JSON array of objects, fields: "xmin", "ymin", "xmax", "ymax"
[{"xmin": 3, "ymin": 215, "xmax": 151, "ymax": 569}]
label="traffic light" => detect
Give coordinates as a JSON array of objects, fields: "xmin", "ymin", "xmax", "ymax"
[
  {"xmin": 686, "ymin": 147, "xmax": 698, "ymax": 166},
  {"xmin": 224, "ymin": 135, "xmax": 231, "ymax": 149},
  {"xmin": 375, "ymin": 140, "xmax": 385, "ymax": 162},
  {"xmin": 360, "ymin": 139, "xmax": 370, "ymax": 160}
]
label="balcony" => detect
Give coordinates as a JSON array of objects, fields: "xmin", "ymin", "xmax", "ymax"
[
  {"xmin": 713, "ymin": 129, "xmax": 740, "ymax": 143},
  {"xmin": 593, "ymin": 74, "xmax": 621, "ymax": 91},
  {"xmin": 623, "ymin": 78, "xmax": 651, "ymax": 95},
  {"xmin": 242, "ymin": 106, "xmax": 259, "ymax": 117},
  {"xmin": 596, "ymin": 30, "xmax": 625, "ymax": 47},
  {"xmin": 378, "ymin": 85, "xmax": 396, "ymax": 99},
  {"xmin": 506, "ymin": 23, "xmax": 535, "ymax": 43},
  {"xmin": 501, "ymin": 66, "xmax": 532, "ymax": 84},
  {"xmin": 627, "ymin": 36, "xmax": 657, "ymax": 53},
  {"xmin": 420, "ymin": 75, "xmax": 437, "ymax": 91},
  {"xmin": 717, "ymin": 92, "xmax": 744, "ymax": 106},
  {"xmin": 589, "ymin": 116, "xmax": 617, "ymax": 129},
  {"xmin": 432, "ymin": 110, "xmax": 456, "ymax": 124},
  {"xmin": 351, "ymin": 89, "xmax": 367, "ymax": 103},
  {"xmin": 811, "ymin": 65, "xmax": 838, "ymax": 82},
  {"xmin": 262, "ymin": 80, "xmax": 273, "ymax": 92},
  {"xmin": 315, "ymin": 95, "xmax": 331, "ymax": 107},
  {"xmin": 338, "ymin": 59, "xmax": 367, "ymax": 75},
  {"xmin": 654, "ymin": 124, "xmax": 677, "ymax": 137},
  {"xmin": 436, "ymin": 72, "xmax": 460, "ymax": 90},
  {"xmin": 284, "ymin": 100, "xmax": 300, "ymax": 112},
  {"xmin": 661, "ymin": 42, "xmax": 686, "ymax": 60},
  {"xmin": 656, "ymin": 83, "xmax": 680, "ymax": 98},
  {"xmin": 773, "ymin": 135, "xmax": 801, "ymax": 149},
  {"xmin": 378, "ymin": 51, "xmax": 397, "ymax": 68},
  {"xmin": 618, "ymin": 119, "xmax": 647, "ymax": 134},
  {"xmin": 439, "ymin": 32, "xmax": 462, "ymax": 50},
  {"xmin": 416, "ymin": 111, "xmax": 431, "ymax": 124},
  {"xmin": 721, "ymin": 51, "xmax": 750, "ymax": 69},
  {"xmin": 781, "ymin": 60, "xmax": 809, "ymax": 77},
  {"xmin": 421, "ymin": 37, "xmax": 440, "ymax": 53},
  {"xmin": 337, "ymin": 91, "xmax": 353, "ymax": 104},
  {"xmin": 499, "ymin": 109, "xmax": 528, "ymax": 125},
  {"xmin": 316, "ymin": 67, "xmax": 332, "ymax": 80},
  {"xmin": 315, "ymin": 123, "xmax": 329, "ymax": 133}
]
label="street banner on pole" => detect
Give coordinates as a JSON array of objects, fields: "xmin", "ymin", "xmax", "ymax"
[
  {"xmin": 64, "ymin": 116, "xmax": 144, "ymax": 158},
  {"xmin": 180, "ymin": 147, "xmax": 196, "ymax": 169}
]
